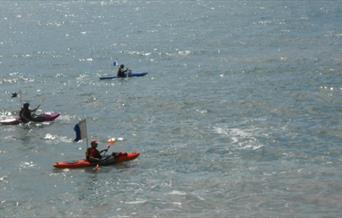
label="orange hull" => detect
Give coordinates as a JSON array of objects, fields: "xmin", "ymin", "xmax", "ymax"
[{"xmin": 54, "ymin": 152, "xmax": 139, "ymax": 169}]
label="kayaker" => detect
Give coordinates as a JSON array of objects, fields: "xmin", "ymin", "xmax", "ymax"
[
  {"xmin": 86, "ymin": 140, "xmax": 107, "ymax": 162},
  {"xmin": 117, "ymin": 64, "xmax": 130, "ymax": 78},
  {"xmin": 19, "ymin": 103, "xmax": 40, "ymax": 123}
]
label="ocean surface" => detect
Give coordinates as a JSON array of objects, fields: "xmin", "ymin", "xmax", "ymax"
[{"xmin": 0, "ymin": 0, "xmax": 341, "ymax": 217}]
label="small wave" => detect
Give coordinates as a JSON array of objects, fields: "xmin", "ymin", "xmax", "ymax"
[
  {"xmin": 19, "ymin": 161, "xmax": 36, "ymax": 169},
  {"xmin": 33, "ymin": 121, "xmax": 55, "ymax": 128},
  {"xmin": 58, "ymin": 114, "xmax": 77, "ymax": 122},
  {"xmin": 0, "ymin": 111, "xmax": 14, "ymax": 117},
  {"xmin": 45, "ymin": 21, "xmax": 64, "ymax": 27},
  {"xmin": 78, "ymin": 58, "xmax": 93, "ymax": 62},
  {"xmin": 76, "ymin": 74, "xmax": 88, "ymax": 81},
  {"xmin": 172, "ymin": 202, "xmax": 182, "ymax": 206},
  {"xmin": 214, "ymin": 127, "xmax": 264, "ymax": 150},
  {"xmin": 124, "ymin": 49, "xmax": 192, "ymax": 58},
  {"xmin": 0, "ymin": 78, "xmax": 18, "ymax": 84},
  {"xmin": 1, "ymin": 73, "xmax": 34, "ymax": 84},
  {"xmin": 124, "ymin": 199, "xmax": 147, "ymax": 205},
  {"xmin": 44, "ymin": 133, "xmax": 57, "ymax": 140},
  {"xmin": 0, "ymin": 176, "xmax": 8, "ymax": 183},
  {"xmin": 126, "ymin": 50, "xmax": 152, "ymax": 57},
  {"xmin": 168, "ymin": 190, "xmax": 187, "ymax": 196},
  {"xmin": 43, "ymin": 133, "xmax": 73, "ymax": 144},
  {"xmin": 195, "ymin": 108, "xmax": 208, "ymax": 114},
  {"xmin": 164, "ymin": 50, "xmax": 191, "ymax": 57},
  {"xmin": 177, "ymin": 50, "xmax": 191, "ymax": 56},
  {"xmin": 320, "ymin": 86, "xmax": 340, "ymax": 91}
]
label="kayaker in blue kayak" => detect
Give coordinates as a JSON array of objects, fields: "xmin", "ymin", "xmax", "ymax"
[
  {"xmin": 117, "ymin": 64, "xmax": 131, "ymax": 78},
  {"xmin": 19, "ymin": 103, "xmax": 40, "ymax": 123}
]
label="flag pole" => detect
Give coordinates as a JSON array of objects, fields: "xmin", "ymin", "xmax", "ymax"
[{"xmin": 84, "ymin": 119, "xmax": 89, "ymax": 148}]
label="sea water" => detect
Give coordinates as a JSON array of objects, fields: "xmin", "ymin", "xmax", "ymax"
[{"xmin": 0, "ymin": 1, "xmax": 341, "ymax": 217}]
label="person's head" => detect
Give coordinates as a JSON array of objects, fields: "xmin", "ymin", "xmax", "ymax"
[
  {"xmin": 120, "ymin": 64, "xmax": 124, "ymax": 68},
  {"xmin": 91, "ymin": 140, "xmax": 98, "ymax": 148},
  {"xmin": 23, "ymin": 103, "xmax": 29, "ymax": 108}
]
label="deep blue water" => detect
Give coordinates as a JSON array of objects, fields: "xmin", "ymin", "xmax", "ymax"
[{"xmin": 0, "ymin": 1, "xmax": 341, "ymax": 217}]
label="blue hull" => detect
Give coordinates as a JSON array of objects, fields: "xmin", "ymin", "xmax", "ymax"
[{"xmin": 100, "ymin": 72, "xmax": 148, "ymax": 80}]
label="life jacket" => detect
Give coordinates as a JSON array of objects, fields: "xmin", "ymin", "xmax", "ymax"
[{"xmin": 86, "ymin": 147, "xmax": 101, "ymax": 160}]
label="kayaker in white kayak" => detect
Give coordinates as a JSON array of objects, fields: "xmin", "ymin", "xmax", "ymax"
[{"xmin": 19, "ymin": 103, "xmax": 40, "ymax": 123}]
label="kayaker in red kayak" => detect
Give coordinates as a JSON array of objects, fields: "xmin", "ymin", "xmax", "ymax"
[
  {"xmin": 19, "ymin": 103, "xmax": 40, "ymax": 123},
  {"xmin": 85, "ymin": 140, "xmax": 104, "ymax": 162},
  {"xmin": 86, "ymin": 140, "xmax": 128, "ymax": 163}
]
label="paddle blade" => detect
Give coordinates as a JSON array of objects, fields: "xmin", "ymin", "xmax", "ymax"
[
  {"xmin": 113, "ymin": 61, "xmax": 118, "ymax": 66},
  {"xmin": 107, "ymin": 138, "xmax": 117, "ymax": 145}
]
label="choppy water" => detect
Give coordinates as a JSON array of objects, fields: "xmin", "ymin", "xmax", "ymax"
[{"xmin": 0, "ymin": 0, "xmax": 341, "ymax": 217}]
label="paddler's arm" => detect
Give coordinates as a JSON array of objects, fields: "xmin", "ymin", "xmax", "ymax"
[
  {"xmin": 88, "ymin": 156, "xmax": 101, "ymax": 163},
  {"xmin": 31, "ymin": 104, "xmax": 40, "ymax": 112},
  {"xmin": 100, "ymin": 148, "xmax": 109, "ymax": 154}
]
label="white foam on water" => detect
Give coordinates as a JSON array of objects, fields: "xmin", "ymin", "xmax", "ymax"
[
  {"xmin": 168, "ymin": 190, "xmax": 187, "ymax": 196},
  {"xmin": 214, "ymin": 127, "xmax": 264, "ymax": 150},
  {"xmin": 124, "ymin": 199, "xmax": 147, "ymax": 205}
]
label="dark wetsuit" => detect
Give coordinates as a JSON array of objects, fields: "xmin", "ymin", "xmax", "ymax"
[
  {"xmin": 117, "ymin": 67, "xmax": 128, "ymax": 78},
  {"xmin": 19, "ymin": 108, "xmax": 34, "ymax": 123}
]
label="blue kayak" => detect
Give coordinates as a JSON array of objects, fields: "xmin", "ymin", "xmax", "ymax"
[{"xmin": 99, "ymin": 72, "xmax": 148, "ymax": 80}]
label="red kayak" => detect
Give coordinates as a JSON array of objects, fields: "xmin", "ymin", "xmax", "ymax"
[
  {"xmin": 53, "ymin": 152, "xmax": 140, "ymax": 169},
  {"xmin": 0, "ymin": 112, "xmax": 60, "ymax": 125}
]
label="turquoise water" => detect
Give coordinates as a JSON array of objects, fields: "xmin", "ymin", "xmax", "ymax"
[{"xmin": 0, "ymin": 1, "xmax": 341, "ymax": 217}]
